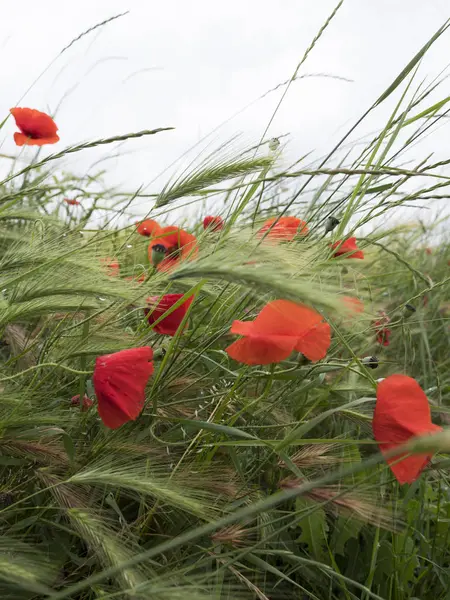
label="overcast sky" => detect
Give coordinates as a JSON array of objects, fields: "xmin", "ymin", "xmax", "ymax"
[{"xmin": 1, "ymin": 1, "xmax": 450, "ymax": 227}]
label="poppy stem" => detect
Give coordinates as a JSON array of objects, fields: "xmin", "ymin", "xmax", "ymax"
[
  {"xmin": 0, "ymin": 364, "xmax": 92, "ymax": 381},
  {"xmin": 78, "ymin": 317, "xmax": 91, "ymax": 412}
]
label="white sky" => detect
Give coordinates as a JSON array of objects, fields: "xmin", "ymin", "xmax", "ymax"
[{"xmin": 1, "ymin": 1, "xmax": 450, "ymax": 227}]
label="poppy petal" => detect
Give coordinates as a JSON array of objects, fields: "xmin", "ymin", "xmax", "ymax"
[
  {"xmin": 10, "ymin": 107, "xmax": 58, "ymax": 136},
  {"xmin": 375, "ymin": 375, "xmax": 435, "ymax": 436},
  {"xmin": 96, "ymin": 378, "xmax": 148, "ymax": 429},
  {"xmin": 93, "ymin": 347, "xmax": 154, "ymax": 429},
  {"xmin": 373, "ymin": 374, "xmax": 443, "ymax": 484},
  {"xmin": 226, "ymin": 336, "xmax": 296, "ymax": 365},
  {"xmin": 14, "ymin": 132, "xmax": 60, "ymax": 146},
  {"xmin": 178, "ymin": 230, "xmax": 198, "ymax": 258},
  {"xmin": 230, "ymin": 320, "xmax": 255, "ymax": 336},
  {"xmin": 296, "ymin": 321, "xmax": 331, "ymax": 362},
  {"xmin": 227, "ymin": 300, "xmax": 330, "ymax": 365},
  {"xmin": 13, "ymin": 132, "xmax": 29, "ymax": 146},
  {"xmin": 331, "ymin": 237, "xmax": 364, "ymax": 259},
  {"xmin": 11, "ymin": 108, "xmax": 59, "ymax": 146},
  {"xmin": 258, "ymin": 216, "xmax": 308, "ymax": 241},
  {"xmin": 384, "ymin": 448, "xmax": 441, "ymax": 485},
  {"xmin": 136, "ymin": 219, "xmax": 161, "ymax": 237},
  {"xmin": 203, "ymin": 216, "xmax": 224, "ymax": 231},
  {"xmin": 100, "ymin": 257, "xmax": 120, "ymax": 277},
  {"xmin": 252, "ymin": 300, "xmax": 323, "ymax": 337},
  {"xmin": 148, "ymin": 226, "xmax": 198, "ymax": 272},
  {"xmin": 342, "ymin": 296, "xmax": 364, "ymax": 314},
  {"xmin": 145, "ymin": 294, "xmax": 194, "ymax": 336}
]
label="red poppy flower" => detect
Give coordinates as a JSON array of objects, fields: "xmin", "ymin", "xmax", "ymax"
[
  {"xmin": 93, "ymin": 347, "xmax": 154, "ymax": 429},
  {"xmin": 373, "ymin": 375, "xmax": 442, "ymax": 484},
  {"xmin": 126, "ymin": 273, "xmax": 145, "ymax": 284},
  {"xmin": 376, "ymin": 328, "xmax": 391, "ymax": 346},
  {"xmin": 71, "ymin": 394, "xmax": 93, "ymax": 412},
  {"xmin": 331, "ymin": 237, "xmax": 364, "ymax": 259},
  {"xmin": 144, "ymin": 293, "xmax": 194, "ymax": 336},
  {"xmin": 342, "ymin": 296, "xmax": 364, "ymax": 314},
  {"xmin": 226, "ymin": 299, "xmax": 331, "ymax": 365},
  {"xmin": 148, "ymin": 226, "xmax": 198, "ymax": 272},
  {"xmin": 258, "ymin": 216, "xmax": 308, "ymax": 241},
  {"xmin": 203, "ymin": 215, "xmax": 224, "ymax": 231},
  {"xmin": 374, "ymin": 312, "xmax": 391, "ymax": 346},
  {"xmin": 64, "ymin": 198, "xmax": 80, "ymax": 206},
  {"xmin": 10, "ymin": 107, "xmax": 59, "ymax": 146},
  {"xmin": 136, "ymin": 219, "xmax": 161, "ymax": 237},
  {"xmin": 101, "ymin": 257, "xmax": 120, "ymax": 277}
]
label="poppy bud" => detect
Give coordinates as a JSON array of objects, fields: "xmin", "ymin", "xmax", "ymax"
[
  {"xmin": 71, "ymin": 394, "xmax": 93, "ymax": 412},
  {"xmin": 151, "ymin": 244, "xmax": 167, "ymax": 268},
  {"xmin": 269, "ymin": 137, "xmax": 280, "ymax": 151},
  {"xmin": 362, "ymin": 356, "xmax": 379, "ymax": 369},
  {"xmin": 153, "ymin": 348, "xmax": 166, "ymax": 359},
  {"xmin": 324, "ymin": 216, "xmax": 340, "ymax": 233},
  {"xmin": 404, "ymin": 303, "xmax": 416, "ymax": 317},
  {"xmin": 0, "ymin": 493, "xmax": 14, "ymax": 507}
]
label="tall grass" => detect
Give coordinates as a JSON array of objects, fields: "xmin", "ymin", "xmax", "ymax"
[{"xmin": 0, "ymin": 8, "xmax": 449, "ymax": 600}]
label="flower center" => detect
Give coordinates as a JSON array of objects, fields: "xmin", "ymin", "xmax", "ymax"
[{"xmin": 151, "ymin": 244, "xmax": 167, "ymax": 267}]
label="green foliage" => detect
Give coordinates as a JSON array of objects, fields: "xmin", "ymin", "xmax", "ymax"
[
  {"xmin": 0, "ymin": 9, "xmax": 449, "ymax": 600},
  {"xmin": 296, "ymin": 498, "xmax": 330, "ymax": 561}
]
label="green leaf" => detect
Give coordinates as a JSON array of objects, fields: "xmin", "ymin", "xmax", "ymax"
[
  {"xmin": 434, "ymin": 502, "xmax": 450, "ymax": 547},
  {"xmin": 375, "ymin": 20, "xmax": 450, "ymax": 106},
  {"xmin": 394, "ymin": 535, "xmax": 419, "ymax": 588},
  {"xmin": 62, "ymin": 433, "xmax": 75, "ymax": 463},
  {"xmin": 365, "ymin": 183, "xmax": 394, "ymax": 194},
  {"xmin": 275, "ymin": 397, "xmax": 373, "ymax": 452},
  {"xmin": 403, "ymin": 95, "xmax": 450, "ymax": 126},
  {"xmin": 375, "ymin": 540, "xmax": 396, "ymax": 578},
  {"xmin": 0, "ymin": 456, "xmax": 28, "ymax": 465},
  {"xmin": 163, "ymin": 417, "xmax": 259, "ymax": 441},
  {"xmin": 330, "ymin": 516, "xmax": 363, "ymax": 557},
  {"xmin": 296, "ymin": 498, "xmax": 329, "ymax": 562}
]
